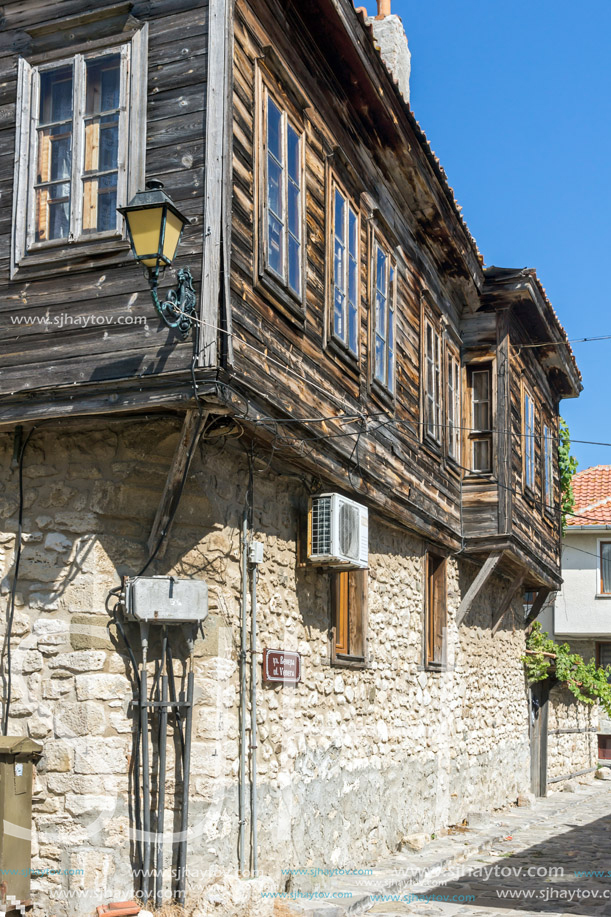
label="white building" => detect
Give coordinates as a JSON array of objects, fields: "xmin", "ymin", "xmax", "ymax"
[{"xmin": 551, "ymin": 466, "xmax": 611, "ymax": 761}]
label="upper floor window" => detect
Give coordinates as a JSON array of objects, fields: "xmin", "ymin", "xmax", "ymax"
[
  {"xmin": 524, "ymin": 389, "xmax": 536, "ymax": 491},
  {"xmin": 424, "ymin": 319, "xmax": 442, "ymax": 441},
  {"xmin": 372, "ymin": 237, "xmax": 396, "ymax": 394},
  {"xmin": 447, "ymin": 349, "xmax": 461, "ymax": 462},
  {"xmin": 262, "ymin": 90, "xmax": 304, "ymax": 301},
  {"xmin": 13, "ymin": 30, "xmax": 147, "ymax": 274},
  {"xmin": 469, "ymin": 365, "xmax": 492, "ymax": 472},
  {"xmin": 331, "ymin": 183, "xmax": 359, "ymax": 355},
  {"xmin": 543, "ymin": 424, "xmax": 554, "ymax": 509}
]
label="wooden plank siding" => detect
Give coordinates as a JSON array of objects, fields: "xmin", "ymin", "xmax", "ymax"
[
  {"xmin": 0, "ymin": 0, "xmax": 208, "ymax": 396},
  {"xmin": 226, "ymin": 0, "xmax": 480, "ymax": 548},
  {"xmin": 0, "ymin": 0, "xmax": 580, "ymax": 586}
]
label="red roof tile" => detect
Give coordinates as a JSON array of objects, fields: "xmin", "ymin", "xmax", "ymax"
[{"xmin": 567, "ymin": 466, "xmax": 611, "ymax": 525}]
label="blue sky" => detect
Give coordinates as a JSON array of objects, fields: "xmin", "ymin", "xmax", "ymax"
[{"xmin": 388, "ymin": 0, "xmax": 611, "ymax": 471}]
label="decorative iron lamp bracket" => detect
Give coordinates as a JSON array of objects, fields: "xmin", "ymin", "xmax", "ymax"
[
  {"xmin": 118, "ymin": 180, "xmax": 197, "ymax": 340},
  {"xmin": 148, "ymin": 266, "xmax": 197, "ymax": 340}
]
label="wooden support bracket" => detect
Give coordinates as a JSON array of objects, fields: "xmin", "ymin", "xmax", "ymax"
[
  {"xmin": 491, "ymin": 570, "xmax": 525, "ymax": 636},
  {"xmin": 456, "ymin": 551, "xmax": 503, "ymax": 626},
  {"xmin": 524, "ymin": 588, "xmax": 553, "ymax": 628},
  {"xmin": 147, "ymin": 409, "xmax": 207, "ymax": 559}
]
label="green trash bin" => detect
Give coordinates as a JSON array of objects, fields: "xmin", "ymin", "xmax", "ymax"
[{"xmin": 0, "ymin": 738, "xmax": 43, "ymax": 910}]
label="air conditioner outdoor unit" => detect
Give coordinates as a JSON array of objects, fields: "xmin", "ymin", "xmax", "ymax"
[{"xmin": 307, "ymin": 493, "xmax": 368, "ymax": 569}]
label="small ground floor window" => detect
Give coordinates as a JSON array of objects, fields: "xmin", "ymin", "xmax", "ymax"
[{"xmin": 598, "ymin": 735, "xmax": 611, "ymax": 760}]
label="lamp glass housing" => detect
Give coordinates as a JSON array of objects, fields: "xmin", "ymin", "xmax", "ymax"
[
  {"xmin": 125, "ymin": 206, "xmax": 164, "ymax": 268},
  {"xmin": 118, "ymin": 181, "xmax": 189, "ymax": 271}
]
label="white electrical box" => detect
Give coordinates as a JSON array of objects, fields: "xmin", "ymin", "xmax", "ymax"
[
  {"xmin": 124, "ymin": 576, "xmax": 208, "ymax": 624},
  {"xmin": 307, "ymin": 493, "xmax": 368, "ymax": 569},
  {"xmin": 249, "ymin": 541, "xmax": 264, "ymax": 565}
]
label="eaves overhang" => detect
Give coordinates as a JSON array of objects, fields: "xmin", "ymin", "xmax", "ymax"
[{"xmin": 481, "ymin": 267, "xmax": 582, "ymax": 399}]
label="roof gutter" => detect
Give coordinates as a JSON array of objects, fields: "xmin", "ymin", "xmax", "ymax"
[{"xmin": 564, "ymin": 525, "xmax": 611, "ymax": 533}]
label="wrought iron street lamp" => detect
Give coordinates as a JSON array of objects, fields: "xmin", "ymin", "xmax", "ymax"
[{"xmin": 118, "ymin": 180, "xmax": 196, "ymax": 339}]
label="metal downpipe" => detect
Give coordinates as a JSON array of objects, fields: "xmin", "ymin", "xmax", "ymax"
[
  {"xmin": 239, "ymin": 511, "xmax": 248, "ymax": 874},
  {"xmin": 250, "ymin": 561, "xmax": 258, "ymax": 877},
  {"xmin": 140, "ymin": 623, "xmax": 151, "ymax": 903}
]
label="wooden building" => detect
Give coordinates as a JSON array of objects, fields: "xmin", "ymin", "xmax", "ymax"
[{"xmin": 0, "ymin": 0, "xmax": 582, "ymax": 912}]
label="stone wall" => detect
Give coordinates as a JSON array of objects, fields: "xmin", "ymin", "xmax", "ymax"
[
  {"xmin": 0, "ymin": 419, "xmax": 532, "ymax": 915},
  {"xmin": 546, "ymin": 638, "xmax": 600, "ymax": 783}
]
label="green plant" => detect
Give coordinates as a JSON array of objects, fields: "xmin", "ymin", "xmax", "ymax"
[
  {"xmin": 523, "ymin": 623, "xmax": 611, "ymax": 716},
  {"xmin": 558, "ymin": 418, "xmax": 578, "ymax": 533}
]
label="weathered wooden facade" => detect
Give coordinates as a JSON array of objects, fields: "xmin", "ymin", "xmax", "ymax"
[{"xmin": 0, "ymin": 0, "xmax": 582, "ymax": 913}]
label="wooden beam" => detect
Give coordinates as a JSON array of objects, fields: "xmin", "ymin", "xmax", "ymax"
[
  {"xmin": 456, "ymin": 551, "xmax": 503, "ymax": 625},
  {"xmin": 524, "ymin": 588, "xmax": 553, "ymax": 628},
  {"xmin": 147, "ymin": 409, "xmax": 207, "ymax": 558},
  {"xmin": 491, "ymin": 570, "xmax": 525, "ymax": 636},
  {"xmin": 199, "ymin": 0, "xmax": 233, "ymax": 367},
  {"xmin": 496, "ymin": 308, "xmax": 512, "ymax": 534}
]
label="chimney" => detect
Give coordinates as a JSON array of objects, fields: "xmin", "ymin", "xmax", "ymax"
[{"xmin": 364, "ymin": 1, "xmax": 411, "ymax": 104}]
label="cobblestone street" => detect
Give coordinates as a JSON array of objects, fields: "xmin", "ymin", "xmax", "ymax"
[
  {"xmin": 290, "ymin": 780, "xmax": 611, "ymax": 917},
  {"xmin": 369, "ymin": 781, "xmax": 611, "ymax": 917}
]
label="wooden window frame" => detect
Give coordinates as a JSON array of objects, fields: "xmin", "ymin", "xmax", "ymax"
[
  {"xmin": 543, "ymin": 422, "xmax": 554, "ymax": 511},
  {"xmin": 423, "ymin": 316, "xmax": 442, "ymax": 445},
  {"xmin": 447, "ymin": 346, "xmax": 461, "ymax": 463},
  {"xmin": 255, "ymin": 70, "xmax": 307, "ymax": 318},
  {"xmin": 523, "ymin": 385, "xmax": 536, "ymax": 494},
  {"xmin": 328, "ymin": 175, "xmax": 360, "ymax": 360},
  {"xmin": 370, "ymin": 230, "xmax": 396, "ymax": 397},
  {"xmin": 599, "ymin": 542, "xmax": 611, "ymax": 596},
  {"xmin": 11, "ymin": 25, "xmax": 147, "ymax": 279},
  {"xmin": 467, "ymin": 362, "xmax": 493, "ymax": 474},
  {"xmin": 425, "ymin": 552, "xmax": 447, "ymax": 669},
  {"xmin": 330, "ymin": 569, "xmax": 368, "ymax": 667}
]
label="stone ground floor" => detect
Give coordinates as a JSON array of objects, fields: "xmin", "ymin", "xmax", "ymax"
[
  {"xmin": 0, "ymin": 418, "xmax": 598, "ymax": 915},
  {"xmin": 279, "ymin": 774, "xmax": 611, "ymax": 917}
]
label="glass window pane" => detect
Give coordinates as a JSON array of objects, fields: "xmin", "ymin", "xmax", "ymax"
[
  {"xmin": 474, "ymin": 402, "xmax": 489, "ymax": 431},
  {"xmin": 48, "ymin": 200, "xmax": 70, "ymax": 240},
  {"xmin": 376, "ymin": 288, "xmax": 386, "ymax": 339},
  {"xmin": 473, "ymin": 439, "xmax": 491, "ymax": 473},
  {"xmin": 376, "ymin": 245, "xmax": 386, "ymax": 294},
  {"xmin": 334, "ymin": 237, "xmax": 345, "ymax": 291},
  {"xmin": 288, "ymin": 235, "xmax": 300, "ymax": 294},
  {"xmin": 267, "ymin": 157, "xmax": 282, "ymax": 218},
  {"xmin": 97, "ymin": 186, "xmax": 117, "ymax": 233},
  {"xmin": 86, "ymin": 55, "xmax": 121, "ymax": 114},
  {"xmin": 473, "ymin": 370, "xmax": 489, "ymax": 403},
  {"xmin": 268, "ymin": 214, "xmax": 283, "ymax": 275},
  {"xmin": 83, "ymin": 173, "xmax": 118, "ymax": 233},
  {"xmin": 375, "ymin": 334, "xmax": 385, "ymax": 383},
  {"xmin": 287, "ymin": 126, "xmax": 300, "ymax": 183},
  {"xmin": 40, "ymin": 67, "xmax": 73, "ymax": 123},
  {"xmin": 49, "ymin": 133, "xmax": 72, "ymax": 181},
  {"xmin": 334, "ymin": 237, "xmax": 345, "ymax": 293},
  {"xmin": 267, "ymin": 97, "xmax": 282, "ymax": 162},
  {"xmin": 99, "ymin": 119, "xmax": 119, "ymax": 171},
  {"xmin": 334, "ymin": 288, "xmax": 344, "ymax": 339},
  {"xmin": 602, "ymin": 544, "xmax": 611, "ymax": 593},
  {"xmin": 335, "ymin": 190, "xmax": 345, "ymax": 244}
]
